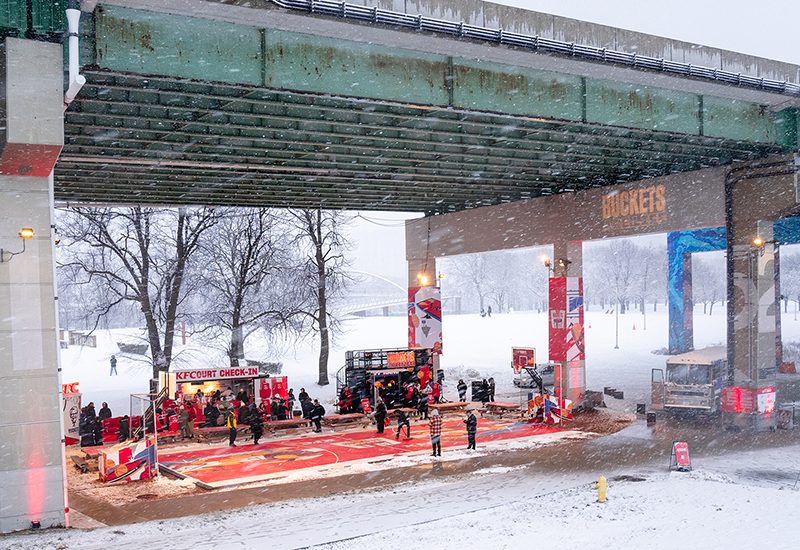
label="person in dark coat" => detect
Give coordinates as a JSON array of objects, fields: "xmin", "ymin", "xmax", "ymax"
[
  {"xmin": 480, "ymin": 379, "xmax": 490, "ymax": 404},
  {"xmin": 109, "ymin": 355, "xmax": 118, "ymax": 376},
  {"xmin": 310, "ymin": 399, "xmax": 325, "ymax": 433},
  {"xmin": 464, "ymin": 410, "xmax": 477, "ymax": 450},
  {"xmin": 287, "ymin": 389, "xmax": 296, "ymax": 416},
  {"xmin": 117, "ymin": 416, "xmax": 130, "ymax": 441},
  {"xmin": 203, "ymin": 402, "xmax": 220, "ymax": 427},
  {"xmin": 373, "ymin": 397, "xmax": 387, "ymax": 434},
  {"xmin": 301, "ymin": 398, "xmax": 314, "ymax": 420},
  {"xmin": 98, "ymin": 402, "xmax": 112, "ymax": 422},
  {"xmin": 417, "ymin": 392, "xmax": 429, "ymax": 420},
  {"xmin": 236, "ymin": 388, "xmax": 248, "ymax": 403},
  {"xmin": 488, "ymin": 377, "xmax": 496, "ymax": 402},
  {"xmin": 395, "ymin": 409, "xmax": 411, "ymax": 440},
  {"xmin": 457, "ymin": 379, "xmax": 467, "ymax": 402},
  {"xmin": 250, "ymin": 407, "xmax": 264, "ymax": 445},
  {"xmin": 237, "ymin": 402, "xmax": 250, "ymax": 425},
  {"xmin": 298, "ymin": 388, "xmax": 310, "ymax": 403}
]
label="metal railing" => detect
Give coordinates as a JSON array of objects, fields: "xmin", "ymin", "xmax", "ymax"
[{"xmin": 270, "ymin": 0, "xmax": 800, "ymax": 97}]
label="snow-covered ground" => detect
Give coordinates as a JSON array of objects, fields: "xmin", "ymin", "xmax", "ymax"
[
  {"xmin": 62, "ymin": 305, "xmax": 748, "ymax": 416},
  {"xmin": 4, "ymin": 436, "xmax": 798, "ymax": 549}
]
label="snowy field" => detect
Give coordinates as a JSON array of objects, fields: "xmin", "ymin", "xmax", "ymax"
[
  {"xmin": 3, "ymin": 438, "xmax": 798, "ymax": 549},
  {"xmin": 62, "ymin": 305, "xmax": 754, "ymax": 416}
]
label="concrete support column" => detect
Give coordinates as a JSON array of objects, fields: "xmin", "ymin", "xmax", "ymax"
[
  {"xmin": 727, "ymin": 218, "xmax": 778, "ymax": 429},
  {"xmin": 549, "ymin": 240, "xmax": 585, "ymax": 403},
  {"xmin": 0, "ymin": 39, "xmax": 65, "ymax": 532}
]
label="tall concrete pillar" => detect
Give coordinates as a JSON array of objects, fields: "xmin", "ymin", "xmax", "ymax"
[
  {"xmin": 727, "ymin": 216, "xmax": 779, "ymax": 430},
  {"xmin": 0, "ymin": 39, "xmax": 65, "ymax": 532},
  {"xmin": 549, "ymin": 240, "xmax": 585, "ymax": 403}
]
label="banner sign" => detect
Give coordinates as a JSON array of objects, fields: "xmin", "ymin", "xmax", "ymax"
[
  {"xmin": 270, "ymin": 376, "xmax": 288, "ymax": 400},
  {"xmin": 670, "ymin": 441, "xmax": 692, "ymax": 471},
  {"xmin": 175, "ymin": 366, "xmax": 259, "ymax": 381},
  {"xmin": 62, "ymin": 385, "xmax": 81, "ymax": 446},
  {"xmin": 549, "ymin": 277, "xmax": 584, "ymax": 363},
  {"xmin": 408, "ymin": 285, "xmax": 443, "ymax": 354},
  {"xmin": 720, "ymin": 386, "xmax": 775, "ymax": 414},
  {"xmin": 388, "ymin": 351, "xmax": 416, "ymax": 367},
  {"xmin": 512, "ymin": 347, "xmax": 536, "ymax": 374}
]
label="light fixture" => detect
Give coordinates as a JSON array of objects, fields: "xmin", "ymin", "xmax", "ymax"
[
  {"xmin": 557, "ymin": 258, "xmax": 572, "ymax": 268},
  {"xmin": 416, "ymin": 273, "xmax": 430, "ymax": 286},
  {"xmin": 752, "ymin": 236, "xmax": 764, "ymax": 247},
  {"xmin": 541, "ymin": 255, "xmax": 551, "ymax": 268},
  {"xmin": 0, "ymin": 227, "xmax": 34, "ymax": 263},
  {"xmin": 752, "ymin": 236, "xmax": 779, "ymax": 250}
]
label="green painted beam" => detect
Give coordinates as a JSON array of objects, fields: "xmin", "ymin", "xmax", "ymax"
[
  {"xmin": 774, "ymin": 107, "xmax": 798, "ymax": 149},
  {"xmin": 88, "ymin": 5, "xmax": 789, "ymax": 148},
  {"xmin": 703, "ymin": 96, "xmax": 776, "ymax": 143}
]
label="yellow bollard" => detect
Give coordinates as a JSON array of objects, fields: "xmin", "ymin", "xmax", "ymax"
[{"xmin": 596, "ymin": 476, "xmax": 607, "ymax": 503}]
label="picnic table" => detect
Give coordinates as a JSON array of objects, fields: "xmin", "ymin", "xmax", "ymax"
[
  {"xmin": 430, "ymin": 402, "xmax": 468, "ymax": 414},
  {"xmin": 483, "ymin": 402, "xmax": 522, "ymax": 418},
  {"xmin": 322, "ymin": 413, "xmax": 367, "ymax": 427},
  {"xmin": 265, "ymin": 418, "xmax": 310, "ymax": 432}
]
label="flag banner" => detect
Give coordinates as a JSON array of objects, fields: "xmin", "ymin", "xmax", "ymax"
[{"xmin": 408, "ymin": 285, "xmax": 443, "ymax": 354}]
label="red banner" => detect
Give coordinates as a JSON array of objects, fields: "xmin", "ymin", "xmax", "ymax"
[
  {"xmin": 270, "ymin": 376, "xmax": 288, "ymax": 400},
  {"xmin": 549, "ymin": 278, "xmax": 567, "ymax": 362},
  {"xmin": 408, "ymin": 286, "xmax": 443, "ymax": 354},
  {"xmin": 175, "ymin": 366, "xmax": 259, "ymax": 381}
]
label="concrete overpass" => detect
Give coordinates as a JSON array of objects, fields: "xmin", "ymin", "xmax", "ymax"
[{"xmin": 1, "ymin": 0, "xmax": 800, "ymax": 534}]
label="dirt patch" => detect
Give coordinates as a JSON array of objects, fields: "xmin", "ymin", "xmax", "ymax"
[{"xmin": 569, "ymin": 407, "xmax": 636, "ymax": 435}]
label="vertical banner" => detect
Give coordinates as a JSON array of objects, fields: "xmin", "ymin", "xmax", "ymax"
[
  {"xmin": 61, "ymin": 383, "xmax": 81, "ymax": 446},
  {"xmin": 565, "ymin": 277, "xmax": 585, "ymax": 363},
  {"xmin": 257, "ymin": 377, "xmax": 272, "ymax": 405},
  {"xmin": 548, "ymin": 277, "xmax": 567, "ymax": 362},
  {"xmin": 270, "ymin": 376, "xmax": 288, "ymax": 400},
  {"xmin": 408, "ymin": 285, "xmax": 443, "ymax": 354}
]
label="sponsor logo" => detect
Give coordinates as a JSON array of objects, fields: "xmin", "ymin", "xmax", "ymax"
[{"xmin": 601, "ymin": 184, "xmax": 667, "ymax": 230}]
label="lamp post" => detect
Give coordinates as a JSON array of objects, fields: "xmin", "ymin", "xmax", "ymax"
[{"xmin": 614, "ymin": 304, "xmax": 619, "ymax": 349}]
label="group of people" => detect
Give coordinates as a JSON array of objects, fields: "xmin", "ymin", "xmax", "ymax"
[
  {"xmin": 78, "ymin": 401, "xmax": 113, "ymax": 446},
  {"xmin": 455, "ymin": 377, "xmax": 495, "ymax": 403},
  {"xmin": 392, "ymin": 405, "xmax": 479, "ymax": 455}
]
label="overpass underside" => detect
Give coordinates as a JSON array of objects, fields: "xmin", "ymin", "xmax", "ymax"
[{"xmin": 49, "ymin": 3, "xmax": 797, "ymax": 212}]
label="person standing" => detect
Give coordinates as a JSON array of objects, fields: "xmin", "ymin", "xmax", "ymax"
[
  {"xmin": 488, "ymin": 377, "xmax": 496, "ymax": 402},
  {"xmin": 457, "ymin": 379, "xmax": 467, "ymax": 402},
  {"xmin": 374, "ymin": 397, "xmax": 387, "ymax": 434},
  {"xmin": 310, "ymin": 399, "xmax": 325, "ymax": 433},
  {"xmin": 487, "ymin": 305, "xmax": 492, "ymax": 317},
  {"xmin": 250, "ymin": 407, "xmax": 264, "ymax": 445},
  {"xmin": 480, "ymin": 379, "xmax": 490, "ymax": 404},
  {"xmin": 429, "ymin": 408, "xmax": 442, "ymax": 457},
  {"xmin": 464, "ymin": 410, "xmax": 477, "ymax": 450},
  {"xmin": 224, "ymin": 406, "xmax": 238, "ymax": 447},
  {"xmin": 431, "ymin": 381, "xmax": 442, "ymax": 404},
  {"xmin": 98, "ymin": 402, "xmax": 112, "ymax": 422},
  {"xmin": 417, "ymin": 392, "xmax": 429, "ymax": 420},
  {"xmin": 109, "ymin": 355, "xmax": 118, "ymax": 376},
  {"xmin": 395, "ymin": 409, "xmax": 411, "ymax": 440},
  {"xmin": 287, "ymin": 389, "xmax": 296, "ymax": 416},
  {"xmin": 298, "ymin": 387, "xmax": 310, "ymax": 403},
  {"xmin": 178, "ymin": 405, "xmax": 190, "ymax": 439}
]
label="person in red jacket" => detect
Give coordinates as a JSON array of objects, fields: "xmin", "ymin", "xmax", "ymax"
[{"xmin": 431, "ymin": 381, "xmax": 442, "ymax": 404}]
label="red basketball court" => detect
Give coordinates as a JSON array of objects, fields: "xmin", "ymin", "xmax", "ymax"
[{"xmin": 159, "ymin": 418, "xmax": 561, "ymax": 489}]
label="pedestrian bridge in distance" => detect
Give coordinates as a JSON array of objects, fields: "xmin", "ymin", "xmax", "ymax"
[{"xmin": 25, "ymin": 0, "xmax": 797, "ymax": 213}]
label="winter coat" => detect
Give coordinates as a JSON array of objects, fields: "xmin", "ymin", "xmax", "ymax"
[
  {"xmin": 224, "ymin": 410, "xmax": 237, "ymax": 429},
  {"xmin": 464, "ymin": 414, "xmax": 477, "ymax": 434},
  {"xmin": 98, "ymin": 406, "xmax": 112, "ymax": 422},
  {"xmin": 310, "ymin": 404, "xmax": 326, "ymax": 421},
  {"xmin": 429, "ymin": 415, "xmax": 442, "ymax": 436},
  {"xmin": 457, "ymin": 381, "xmax": 467, "ymax": 394},
  {"xmin": 301, "ymin": 400, "xmax": 314, "ymax": 419}
]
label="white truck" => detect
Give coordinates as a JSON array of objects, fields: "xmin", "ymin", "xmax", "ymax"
[{"xmin": 651, "ymin": 346, "xmax": 727, "ymax": 413}]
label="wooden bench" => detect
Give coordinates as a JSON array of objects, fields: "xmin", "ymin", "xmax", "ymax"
[
  {"xmin": 322, "ymin": 413, "xmax": 368, "ymax": 428},
  {"xmin": 71, "ymin": 455, "xmax": 90, "ymax": 474},
  {"xmin": 483, "ymin": 402, "xmax": 522, "ymax": 418},
  {"xmin": 430, "ymin": 402, "xmax": 468, "ymax": 414},
  {"xmin": 265, "ymin": 418, "xmax": 310, "ymax": 432}
]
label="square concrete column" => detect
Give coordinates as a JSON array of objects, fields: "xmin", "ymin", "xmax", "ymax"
[
  {"xmin": 549, "ymin": 241, "xmax": 585, "ymax": 404},
  {"xmin": 0, "ymin": 38, "xmax": 65, "ymax": 532},
  {"xmin": 727, "ymin": 219, "xmax": 778, "ymax": 430}
]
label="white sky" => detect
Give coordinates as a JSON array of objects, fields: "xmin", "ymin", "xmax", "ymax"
[{"xmin": 349, "ymin": 0, "xmax": 800, "ymax": 282}]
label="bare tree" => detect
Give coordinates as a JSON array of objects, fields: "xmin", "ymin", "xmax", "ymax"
[
  {"xmin": 286, "ymin": 208, "xmax": 352, "ymax": 386},
  {"xmin": 57, "ymin": 207, "xmax": 219, "ymax": 383},
  {"xmin": 692, "ymin": 252, "xmax": 726, "ymax": 315},
  {"xmin": 194, "ymin": 208, "xmax": 301, "ymax": 367}
]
